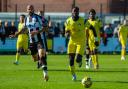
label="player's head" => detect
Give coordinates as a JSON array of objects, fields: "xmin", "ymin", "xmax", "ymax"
[
  {"xmin": 72, "ymin": 6, "xmax": 79, "ymax": 21},
  {"xmin": 19, "ymin": 14, "xmax": 26, "ymax": 23},
  {"xmin": 27, "ymin": 5, "xmax": 34, "ymax": 16},
  {"xmin": 4, "ymin": 21, "xmax": 8, "ymax": 27},
  {"xmin": 11, "ymin": 21, "xmax": 15, "ymax": 26},
  {"xmin": 89, "ymin": 9, "xmax": 96, "ymax": 20},
  {"xmin": 123, "ymin": 19, "xmax": 128, "ymax": 25}
]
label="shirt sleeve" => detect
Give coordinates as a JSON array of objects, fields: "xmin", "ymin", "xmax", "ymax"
[
  {"xmin": 37, "ymin": 16, "xmax": 43, "ymax": 31},
  {"xmin": 64, "ymin": 19, "xmax": 70, "ymax": 32},
  {"xmin": 118, "ymin": 26, "xmax": 122, "ymax": 33},
  {"xmin": 85, "ymin": 20, "xmax": 91, "ymax": 29}
]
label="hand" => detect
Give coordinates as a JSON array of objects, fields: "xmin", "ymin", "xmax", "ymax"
[
  {"xmin": 9, "ymin": 35, "xmax": 15, "ymax": 38},
  {"xmin": 65, "ymin": 31, "xmax": 70, "ymax": 38},
  {"xmin": 42, "ymin": 27, "xmax": 48, "ymax": 32}
]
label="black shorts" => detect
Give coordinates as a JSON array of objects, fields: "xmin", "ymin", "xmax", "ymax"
[{"xmin": 29, "ymin": 40, "xmax": 45, "ymax": 55}]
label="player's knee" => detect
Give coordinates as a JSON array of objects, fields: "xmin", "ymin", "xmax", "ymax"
[
  {"xmin": 38, "ymin": 49, "xmax": 45, "ymax": 57},
  {"xmin": 122, "ymin": 46, "xmax": 126, "ymax": 50},
  {"xmin": 76, "ymin": 54, "xmax": 82, "ymax": 63},
  {"xmin": 69, "ymin": 53, "xmax": 75, "ymax": 66}
]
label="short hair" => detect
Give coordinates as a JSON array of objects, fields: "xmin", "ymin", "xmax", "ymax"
[
  {"xmin": 72, "ymin": 6, "xmax": 79, "ymax": 11},
  {"xmin": 89, "ymin": 9, "xmax": 96, "ymax": 14},
  {"xmin": 20, "ymin": 14, "xmax": 26, "ymax": 18}
]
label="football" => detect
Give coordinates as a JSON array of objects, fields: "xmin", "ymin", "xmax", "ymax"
[{"xmin": 81, "ymin": 76, "xmax": 92, "ymax": 88}]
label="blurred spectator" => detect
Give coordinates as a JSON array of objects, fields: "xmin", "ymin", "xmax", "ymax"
[
  {"xmin": 4, "ymin": 21, "xmax": 10, "ymax": 37},
  {"xmin": 113, "ymin": 24, "xmax": 120, "ymax": 38},
  {"xmin": 10, "ymin": 21, "xmax": 17, "ymax": 35},
  {"xmin": 104, "ymin": 24, "xmax": 113, "ymax": 38},
  {"xmin": 0, "ymin": 20, "xmax": 6, "ymax": 45},
  {"xmin": 38, "ymin": 10, "xmax": 48, "ymax": 52},
  {"xmin": 47, "ymin": 16, "xmax": 54, "ymax": 39},
  {"xmin": 61, "ymin": 23, "xmax": 65, "ymax": 37},
  {"xmin": 54, "ymin": 23, "xmax": 61, "ymax": 37}
]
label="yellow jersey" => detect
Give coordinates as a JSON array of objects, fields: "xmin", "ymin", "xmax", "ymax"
[
  {"xmin": 65, "ymin": 17, "xmax": 86, "ymax": 43},
  {"xmin": 119, "ymin": 25, "xmax": 128, "ymax": 41},
  {"xmin": 17, "ymin": 23, "xmax": 28, "ymax": 42},
  {"xmin": 86, "ymin": 19, "xmax": 102, "ymax": 43}
]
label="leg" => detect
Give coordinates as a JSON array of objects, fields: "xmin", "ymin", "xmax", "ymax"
[
  {"xmin": 29, "ymin": 43, "xmax": 38, "ymax": 62},
  {"xmin": 76, "ymin": 43, "xmax": 85, "ymax": 67},
  {"xmin": 91, "ymin": 48, "xmax": 99, "ymax": 69},
  {"xmin": 85, "ymin": 47, "xmax": 91, "ymax": 69},
  {"xmin": 69, "ymin": 53, "xmax": 76, "ymax": 81},
  {"xmin": 67, "ymin": 41, "xmax": 76, "ymax": 80},
  {"xmin": 121, "ymin": 45, "xmax": 126, "ymax": 60},
  {"xmin": 14, "ymin": 41, "xmax": 22, "ymax": 65},
  {"xmin": 14, "ymin": 48, "xmax": 22, "ymax": 65},
  {"xmin": 38, "ymin": 43, "xmax": 49, "ymax": 81},
  {"xmin": 76, "ymin": 54, "xmax": 83, "ymax": 67},
  {"xmin": 23, "ymin": 41, "xmax": 29, "ymax": 54},
  {"xmin": 121, "ymin": 41, "xmax": 126, "ymax": 60}
]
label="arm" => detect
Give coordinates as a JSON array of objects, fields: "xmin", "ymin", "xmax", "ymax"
[
  {"xmin": 89, "ymin": 25, "xmax": 97, "ymax": 37},
  {"xmin": 64, "ymin": 19, "xmax": 70, "ymax": 38},
  {"xmin": 85, "ymin": 20, "xmax": 97, "ymax": 38},
  {"xmin": 89, "ymin": 25, "xmax": 99, "ymax": 46},
  {"xmin": 65, "ymin": 30, "xmax": 70, "ymax": 38},
  {"xmin": 85, "ymin": 29, "xmax": 89, "ymax": 46},
  {"xmin": 9, "ymin": 26, "xmax": 28, "ymax": 38},
  {"xmin": 15, "ymin": 27, "xmax": 28, "ymax": 36}
]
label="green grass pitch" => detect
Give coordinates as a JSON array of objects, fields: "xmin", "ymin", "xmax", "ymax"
[{"xmin": 0, "ymin": 54, "xmax": 128, "ymax": 89}]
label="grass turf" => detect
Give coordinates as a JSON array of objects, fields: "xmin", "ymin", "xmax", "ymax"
[{"xmin": 0, "ymin": 54, "xmax": 128, "ymax": 89}]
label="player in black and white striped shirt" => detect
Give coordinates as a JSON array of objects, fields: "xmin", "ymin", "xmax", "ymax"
[{"xmin": 25, "ymin": 5, "xmax": 48, "ymax": 81}]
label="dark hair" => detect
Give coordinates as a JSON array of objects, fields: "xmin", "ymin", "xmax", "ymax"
[
  {"xmin": 20, "ymin": 14, "xmax": 26, "ymax": 18},
  {"xmin": 89, "ymin": 9, "xmax": 96, "ymax": 14},
  {"xmin": 72, "ymin": 6, "xmax": 79, "ymax": 11}
]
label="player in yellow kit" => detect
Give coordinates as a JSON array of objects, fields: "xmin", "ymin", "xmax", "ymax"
[
  {"xmin": 85, "ymin": 9, "xmax": 102, "ymax": 69},
  {"xmin": 65, "ymin": 7, "xmax": 91, "ymax": 81},
  {"xmin": 13, "ymin": 14, "xmax": 28, "ymax": 65},
  {"xmin": 118, "ymin": 20, "xmax": 128, "ymax": 60}
]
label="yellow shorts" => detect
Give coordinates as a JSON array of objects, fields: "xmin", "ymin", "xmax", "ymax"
[
  {"xmin": 17, "ymin": 39, "xmax": 28, "ymax": 51},
  {"xmin": 67, "ymin": 40, "xmax": 85, "ymax": 55}
]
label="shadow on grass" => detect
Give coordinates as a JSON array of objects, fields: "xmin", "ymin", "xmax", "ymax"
[
  {"xmin": 93, "ymin": 80, "xmax": 128, "ymax": 84},
  {"xmin": 72, "ymin": 80, "xmax": 128, "ymax": 84},
  {"xmin": 48, "ymin": 68, "xmax": 128, "ymax": 73},
  {"xmin": 12, "ymin": 68, "xmax": 128, "ymax": 73}
]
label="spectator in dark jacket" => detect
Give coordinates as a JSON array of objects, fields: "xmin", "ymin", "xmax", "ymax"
[
  {"xmin": 0, "ymin": 20, "xmax": 6, "ymax": 44},
  {"xmin": 4, "ymin": 21, "xmax": 10, "ymax": 37},
  {"xmin": 10, "ymin": 21, "xmax": 17, "ymax": 35}
]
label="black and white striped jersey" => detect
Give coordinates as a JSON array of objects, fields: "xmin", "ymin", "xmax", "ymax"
[{"xmin": 25, "ymin": 14, "xmax": 43, "ymax": 43}]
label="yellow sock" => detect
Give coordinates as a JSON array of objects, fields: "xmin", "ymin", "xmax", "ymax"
[
  {"xmin": 16, "ymin": 53, "xmax": 20, "ymax": 62},
  {"xmin": 121, "ymin": 49, "xmax": 125, "ymax": 57},
  {"xmin": 69, "ymin": 66, "xmax": 75, "ymax": 75},
  {"xmin": 91, "ymin": 55, "xmax": 98, "ymax": 69}
]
